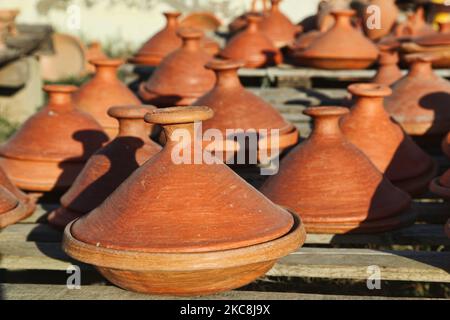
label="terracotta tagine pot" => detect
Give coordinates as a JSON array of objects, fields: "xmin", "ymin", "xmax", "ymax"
[
  {"xmin": 258, "ymin": 0, "xmax": 302, "ymax": 48},
  {"xmin": 430, "ymin": 168, "xmax": 450, "ymax": 200},
  {"xmin": 0, "ymin": 165, "xmax": 36, "ymax": 228},
  {"xmin": 373, "ymin": 43, "xmax": 403, "ymax": 86},
  {"xmin": 362, "ymin": 0, "xmax": 398, "ymax": 41},
  {"xmin": 129, "ymin": 12, "xmax": 219, "ymax": 66},
  {"xmin": 394, "ymin": 6, "xmax": 435, "ymax": 38},
  {"xmin": 294, "ymin": 10, "xmax": 379, "ymax": 70},
  {"xmin": 73, "ymin": 58, "xmax": 140, "ymax": 138},
  {"xmin": 85, "ymin": 41, "xmax": 108, "ymax": 74},
  {"xmin": 194, "ymin": 59, "xmax": 298, "ymax": 160},
  {"xmin": 63, "ymin": 106, "xmax": 306, "ymax": 296},
  {"xmin": 384, "ymin": 53, "xmax": 450, "ymax": 138},
  {"xmin": 0, "ymin": 85, "xmax": 108, "ymax": 192},
  {"xmin": 260, "ymin": 106, "xmax": 415, "ymax": 234},
  {"xmin": 220, "ymin": 14, "xmax": 282, "ymax": 68},
  {"xmin": 138, "ymin": 28, "xmax": 216, "ymax": 107},
  {"xmin": 341, "ymin": 83, "xmax": 437, "ymax": 196},
  {"xmin": 228, "ymin": 0, "xmax": 268, "ymax": 34},
  {"xmin": 48, "ymin": 105, "xmax": 161, "ymax": 229},
  {"xmin": 180, "ymin": 12, "xmax": 222, "ymax": 31}
]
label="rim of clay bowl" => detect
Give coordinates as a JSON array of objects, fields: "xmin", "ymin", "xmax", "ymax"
[{"xmin": 0, "ymin": 198, "xmax": 35, "ymax": 228}]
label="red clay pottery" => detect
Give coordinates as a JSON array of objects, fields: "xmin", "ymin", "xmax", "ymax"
[
  {"xmin": 228, "ymin": 0, "xmax": 267, "ymax": 34},
  {"xmin": 194, "ymin": 59, "xmax": 298, "ymax": 159},
  {"xmin": 63, "ymin": 106, "xmax": 305, "ymax": 296},
  {"xmin": 138, "ymin": 28, "xmax": 216, "ymax": 107},
  {"xmin": 0, "ymin": 165, "xmax": 36, "ymax": 228},
  {"xmin": 258, "ymin": 0, "xmax": 301, "ymax": 48},
  {"xmin": 294, "ymin": 10, "xmax": 379, "ymax": 70},
  {"xmin": 384, "ymin": 53, "xmax": 450, "ymax": 137},
  {"xmin": 220, "ymin": 14, "xmax": 282, "ymax": 68},
  {"xmin": 73, "ymin": 58, "xmax": 140, "ymax": 138},
  {"xmin": 373, "ymin": 43, "xmax": 403, "ymax": 86},
  {"xmin": 341, "ymin": 83, "xmax": 437, "ymax": 196},
  {"xmin": 362, "ymin": 0, "xmax": 398, "ymax": 41},
  {"xmin": 48, "ymin": 105, "xmax": 161, "ymax": 230},
  {"xmin": 85, "ymin": 41, "xmax": 108, "ymax": 74},
  {"xmin": 180, "ymin": 12, "xmax": 222, "ymax": 31},
  {"xmin": 261, "ymin": 106, "xmax": 415, "ymax": 234},
  {"xmin": 430, "ymin": 169, "xmax": 450, "ymax": 200},
  {"xmin": 0, "ymin": 9, "xmax": 19, "ymax": 37},
  {"xmin": 0, "ymin": 85, "xmax": 108, "ymax": 192},
  {"xmin": 394, "ymin": 6, "xmax": 435, "ymax": 38},
  {"xmin": 129, "ymin": 12, "xmax": 219, "ymax": 66}
]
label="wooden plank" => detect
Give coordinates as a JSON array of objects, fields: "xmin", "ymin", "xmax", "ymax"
[
  {"xmin": 1, "ymin": 242, "xmax": 448, "ymax": 283},
  {"xmin": 0, "ymin": 283, "xmax": 432, "ymax": 300}
]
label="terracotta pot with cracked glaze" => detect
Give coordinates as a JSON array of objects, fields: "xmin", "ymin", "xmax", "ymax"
[
  {"xmin": 261, "ymin": 106, "xmax": 415, "ymax": 234},
  {"xmin": 294, "ymin": 10, "xmax": 379, "ymax": 70},
  {"xmin": 220, "ymin": 14, "xmax": 282, "ymax": 68},
  {"xmin": 373, "ymin": 43, "xmax": 403, "ymax": 86},
  {"xmin": 193, "ymin": 59, "xmax": 298, "ymax": 160},
  {"xmin": 384, "ymin": 53, "xmax": 450, "ymax": 138},
  {"xmin": 63, "ymin": 106, "xmax": 306, "ymax": 296},
  {"xmin": 0, "ymin": 85, "xmax": 108, "ymax": 192},
  {"xmin": 258, "ymin": 0, "xmax": 301, "ymax": 48},
  {"xmin": 341, "ymin": 83, "xmax": 437, "ymax": 196},
  {"xmin": 73, "ymin": 59, "xmax": 140, "ymax": 138},
  {"xmin": 129, "ymin": 12, "xmax": 219, "ymax": 66},
  {"xmin": 0, "ymin": 165, "xmax": 36, "ymax": 228},
  {"xmin": 138, "ymin": 28, "xmax": 216, "ymax": 107},
  {"xmin": 48, "ymin": 105, "xmax": 162, "ymax": 230}
]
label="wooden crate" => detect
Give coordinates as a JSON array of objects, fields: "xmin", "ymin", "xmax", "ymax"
[{"xmin": 0, "ymin": 88, "xmax": 449, "ymax": 300}]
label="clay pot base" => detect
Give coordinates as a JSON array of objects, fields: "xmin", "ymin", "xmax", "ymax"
[
  {"xmin": 392, "ymin": 160, "xmax": 438, "ymax": 197},
  {"xmin": 0, "ymin": 198, "xmax": 36, "ymax": 228},
  {"xmin": 304, "ymin": 207, "xmax": 417, "ymax": 234},
  {"xmin": 48, "ymin": 206, "xmax": 82, "ymax": 230},
  {"xmin": 138, "ymin": 83, "xmax": 199, "ymax": 107},
  {"xmin": 63, "ymin": 212, "xmax": 306, "ymax": 296},
  {"xmin": 296, "ymin": 57, "xmax": 375, "ymax": 70},
  {"xmin": 429, "ymin": 178, "xmax": 450, "ymax": 200}
]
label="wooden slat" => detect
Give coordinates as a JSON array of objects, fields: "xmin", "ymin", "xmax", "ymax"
[
  {"xmin": 1, "ymin": 242, "xmax": 448, "ymax": 283},
  {"xmin": 1, "ymin": 283, "xmax": 433, "ymax": 300}
]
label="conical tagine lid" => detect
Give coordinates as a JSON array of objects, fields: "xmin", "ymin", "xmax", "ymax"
[
  {"xmin": 73, "ymin": 59, "xmax": 140, "ymax": 138},
  {"xmin": 296, "ymin": 10, "xmax": 379, "ymax": 69},
  {"xmin": 138, "ymin": 28, "xmax": 215, "ymax": 107},
  {"xmin": 0, "ymin": 85, "xmax": 108, "ymax": 191},
  {"xmin": 384, "ymin": 53, "xmax": 450, "ymax": 137},
  {"xmin": 258, "ymin": 0, "xmax": 301, "ymax": 48},
  {"xmin": 373, "ymin": 43, "xmax": 403, "ymax": 86},
  {"xmin": 194, "ymin": 59, "xmax": 298, "ymax": 151},
  {"xmin": 341, "ymin": 83, "xmax": 437, "ymax": 196},
  {"xmin": 70, "ymin": 106, "xmax": 295, "ymax": 252},
  {"xmin": 261, "ymin": 106, "xmax": 415, "ymax": 234},
  {"xmin": 220, "ymin": 14, "xmax": 282, "ymax": 68},
  {"xmin": 48, "ymin": 105, "xmax": 162, "ymax": 229}
]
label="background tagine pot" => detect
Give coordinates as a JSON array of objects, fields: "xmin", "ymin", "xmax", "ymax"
[
  {"xmin": 362, "ymin": 0, "xmax": 398, "ymax": 41},
  {"xmin": 48, "ymin": 105, "xmax": 162, "ymax": 230},
  {"xmin": 373, "ymin": 43, "xmax": 403, "ymax": 86},
  {"xmin": 261, "ymin": 106, "xmax": 415, "ymax": 234},
  {"xmin": 0, "ymin": 85, "xmax": 108, "ymax": 192},
  {"xmin": 340, "ymin": 83, "xmax": 437, "ymax": 196},
  {"xmin": 63, "ymin": 106, "xmax": 305, "ymax": 296},
  {"xmin": 138, "ymin": 28, "xmax": 215, "ymax": 107},
  {"xmin": 73, "ymin": 58, "xmax": 140, "ymax": 138}
]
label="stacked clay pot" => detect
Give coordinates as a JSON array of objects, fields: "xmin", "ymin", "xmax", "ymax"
[
  {"xmin": 73, "ymin": 59, "xmax": 140, "ymax": 138},
  {"xmin": 138, "ymin": 28, "xmax": 215, "ymax": 107},
  {"xmin": 194, "ymin": 59, "xmax": 298, "ymax": 159},
  {"xmin": 258, "ymin": 0, "xmax": 301, "ymax": 48},
  {"xmin": 220, "ymin": 14, "xmax": 282, "ymax": 68},
  {"xmin": 0, "ymin": 85, "xmax": 108, "ymax": 192},
  {"xmin": 48, "ymin": 105, "xmax": 162, "ymax": 230},
  {"xmin": 340, "ymin": 83, "xmax": 437, "ymax": 196},
  {"xmin": 63, "ymin": 106, "xmax": 306, "ymax": 296},
  {"xmin": 129, "ymin": 12, "xmax": 219, "ymax": 66},
  {"xmin": 373, "ymin": 43, "xmax": 403, "ymax": 86},
  {"xmin": 261, "ymin": 106, "xmax": 415, "ymax": 234},
  {"xmin": 384, "ymin": 53, "xmax": 450, "ymax": 138},
  {"xmin": 0, "ymin": 165, "xmax": 36, "ymax": 228},
  {"xmin": 291, "ymin": 10, "xmax": 379, "ymax": 69}
]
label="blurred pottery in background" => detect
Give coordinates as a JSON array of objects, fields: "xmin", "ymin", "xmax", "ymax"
[
  {"xmin": 48, "ymin": 105, "xmax": 161, "ymax": 230},
  {"xmin": 362, "ymin": 0, "xmax": 398, "ymax": 41},
  {"xmin": 228, "ymin": 0, "xmax": 268, "ymax": 34},
  {"xmin": 138, "ymin": 28, "xmax": 215, "ymax": 107},
  {"xmin": 73, "ymin": 59, "xmax": 140, "ymax": 138},
  {"xmin": 373, "ymin": 43, "xmax": 403, "ymax": 86},
  {"xmin": 291, "ymin": 10, "xmax": 379, "ymax": 70},
  {"xmin": 394, "ymin": 6, "xmax": 435, "ymax": 38},
  {"xmin": 220, "ymin": 14, "xmax": 282, "ymax": 68},
  {"xmin": 384, "ymin": 53, "xmax": 450, "ymax": 138},
  {"xmin": 0, "ymin": 85, "xmax": 108, "ymax": 192},
  {"xmin": 85, "ymin": 41, "xmax": 108, "ymax": 74},
  {"xmin": 180, "ymin": 12, "xmax": 222, "ymax": 31},
  {"xmin": 63, "ymin": 106, "xmax": 305, "ymax": 296},
  {"xmin": 341, "ymin": 83, "xmax": 437, "ymax": 196},
  {"xmin": 261, "ymin": 106, "xmax": 415, "ymax": 234},
  {"xmin": 0, "ymin": 9, "xmax": 20, "ymax": 37}
]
